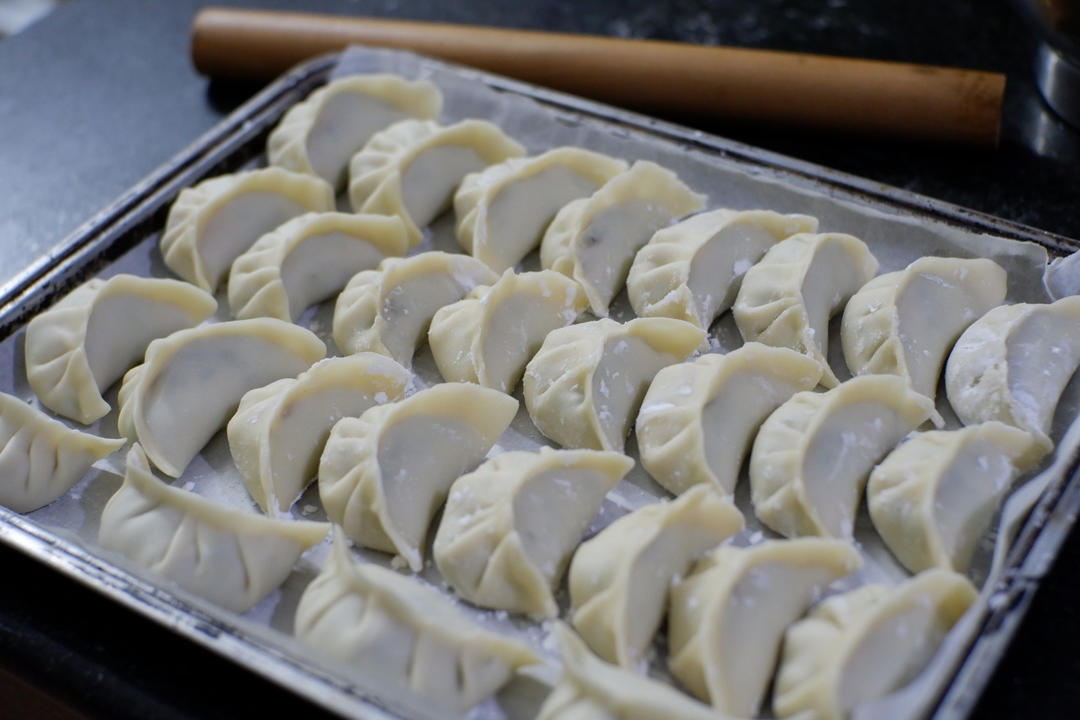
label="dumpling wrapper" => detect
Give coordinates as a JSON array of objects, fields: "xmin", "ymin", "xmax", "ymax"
[
  {"xmin": 569, "ymin": 485, "xmax": 743, "ymax": 667},
  {"xmin": 160, "ymin": 168, "xmax": 334, "ymax": 293},
  {"xmin": 774, "ymin": 569, "xmax": 977, "ymax": 720},
  {"xmin": 227, "ymin": 354, "xmax": 410, "ymax": 513},
  {"xmin": 0, "ymin": 391, "xmax": 125, "ymax": 513},
  {"xmin": 750, "ymin": 375, "xmax": 942, "ymax": 539},
  {"xmin": 627, "ymin": 209, "xmax": 818, "ymax": 329},
  {"xmin": 733, "ymin": 232, "xmax": 879, "ymax": 388},
  {"xmin": 454, "ymin": 147, "xmax": 628, "ymax": 272},
  {"xmin": 868, "ymin": 422, "xmax": 1046, "ymax": 574},
  {"xmin": 117, "ymin": 319, "xmax": 326, "ymax": 478},
  {"xmin": 637, "ymin": 343, "xmax": 823, "ymax": 496},
  {"xmin": 434, "ymin": 447, "xmax": 631, "ymax": 618},
  {"xmin": 24, "ymin": 274, "xmax": 216, "ymax": 424},
  {"xmin": 294, "ymin": 528, "xmax": 538, "ymax": 712},
  {"xmin": 99, "ymin": 444, "xmax": 329, "ymax": 613},
  {"xmin": 540, "ymin": 160, "xmax": 706, "ymax": 317},
  {"xmin": 524, "ymin": 317, "xmax": 706, "ymax": 453},
  {"xmin": 318, "ymin": 383, "xmax": 518, "ymax": 571},
  {"xmin": 428, "ymin": 269, "xmax": 587, "ymax": 393},
  {"xmin": 842, "ymin": 256, "xmax": 1007, "ymax": 400}
]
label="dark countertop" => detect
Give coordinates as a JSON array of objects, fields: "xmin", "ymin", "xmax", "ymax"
[{"xmin": 1, "ymin": 0, "xmax": 1078, "ymax": 718}]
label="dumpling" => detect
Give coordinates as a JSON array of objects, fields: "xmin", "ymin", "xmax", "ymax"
[
  {"xmin": 668, "ymin": 539, "xmax": 862, "ymax": 716},
  {"xmin": 773, "ymin": 569, "xmax": 977, "ymax": 720},
  {"xmin": 428, "ymin": 269, "xmax": 587, "ymax": 393},
  {"xmin": 540, "ymin": 160, "xmax": 706, "ymax": 317},
  {"xmin": 348, "ymin": 119, "xmax": 525, "ymax": 246},
  {"xmin": 627, "ymin": 209, "xmax": 818, "ymax": 329},
  {"xmin": 842, "ymin": 256, "xmax": 1007, "ymax": 400},
  {"xmin": 318, "ymin": 383, "xmax": 518, "ymax": 571},
  {"xmin": 733, "ymin": 232, "xmax": 879, "ymax": 387},
  {"xmin": 267, "ymin": 74, "xmax": 442, "ymax": 189},
  {"xmin": 228, "ymin": 212, "xmax": 407, "ymax": 321},
  {"xmin": 524, "ymin": 317, "xmax": 705, "ymax": 453},
  {"xmin": 99, "ymin": 444, "xmax": 330, "ymax": 613},
  {"xmin": 227, "ymin": 354, "xmax": 410, "ymax": 513},
  {"xmin": 117, "ymin": 319, "xmax": 325, "ymax": 477},
  {"xmin": 332, "ymin": 251, "xmax": 497, "ymax": 364},
  {"xmin": 24, "ymin": 274, "xmax": 216, "ymax": 424},
  {"xmin": 568, "ymin": 485, "xmax": 744, "ymax": 667},
  {"xmin": 537, "ymin": 622, "xmax": 724, "ymax": 720},
  {"xmin": 636, "ymin": 343, "xmax": 824, "ymax": 496},
  {"xmin": 0, "ymin": 391, "xmax": 124, "ymax": 513},
  {"xmin": 434, "ymin": 447, "xmax": 631, "ymax": 618},
  {"xmin": 867, "ymin": 422, "xmax": 1047, "ymax": 574},
  {"xmin": 454, "ymin": 147, "xmax": 628, "ymax": 272},
  {"xmin": 749, "ymin": 375, "xmax": 941, "ymax": 539},
  {"xmin": 160, "ymin": 168, "xmax": 334, "ymax": 293},
  {"xmin": 294, "ymin": 528, "xmax": 538, "ymax": 712},
  {"xmin": 945, "ymin": 296, "xmax": 1080, "ymax": 449}
]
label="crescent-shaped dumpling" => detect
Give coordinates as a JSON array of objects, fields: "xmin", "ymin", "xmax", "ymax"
[
  {"xmin": 160, "ymin": 168, "xmax": 334, "ymax": 293},
  {"xmin": 99, "ymin": 444, "xmax": 330, "ymax": 613},
  {"xmin": 348, "ymin": 119, "xmax": 525, "ymax": 246},
  {"xmin": 454, "ymin": 147, "xmax": 628, "ymax": 272},
  {"xmin": 117, "ymin": 319, "xmax": 326, "ymax": 477},
  {"xmin": 733, "ymin": 232, "xmax": 879, "ymax": 387},
  {"xmin": 627, "ymin": 209, "xmax": 818, "ymax": 329},
  {"xmin": 568, "ymin": 485, "xmax": 743, "ymax": 667},
  {"xmin": 227, "ymin": 354, "xmax": 410, "ymax": 513},
  {"xmin": 540, "ymin": 160, "xmax": 706, "ymax": 317},
  {"xmin": 636, "ymin": 343, "xmax": 823, "ymax": 496},
  {"xmin": 318, "ymin": 383, "xmax": 518, "ymax": 571},
  {"xmin": 228, "ymin": 212, "xmax": 407, "ymax": 321},
  {"xmin": 750, "ymin": 375, "xmax": 941, "ymax": 539},
  {"xmin": 842, "ymin": 256, "xmax": 1007, "ymax": 400},
  {"xmin": 428, "ymin": 269, "xmax": 587, "ymax": 393},
  {"xmin": 24, "ymin": 274, "xmax": 216, "ymax": 424},
  {"xmin": 945, "ymin": 296, "xmax": 1080, "ymax": 449}
]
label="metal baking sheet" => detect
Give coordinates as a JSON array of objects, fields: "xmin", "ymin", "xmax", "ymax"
[{"xmin": 1, "ymin": 46, "xmax": 1079, "ymax": 720}]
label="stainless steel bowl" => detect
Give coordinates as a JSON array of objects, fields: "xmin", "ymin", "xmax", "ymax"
[{"xmin": 1012, "ymin": 0, "xmax": 1080, "ymax": 126}]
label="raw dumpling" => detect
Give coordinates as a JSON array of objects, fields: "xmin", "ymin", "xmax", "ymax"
[
  {"xmin": 117, "ymin": 319, "xmax": 325, "ymax": 477},
  {"xmin": 750, "ymin": 375, "xmax": 941, "ymax": 539},
  {"xmin": 227, "ymin": 354, "xmax": 410, "ymax": 513},
  {"xmin": 294, "ymin": 528, "xmax": 538, "ymax": 712},
  {"xmin": 0, "ymin": 391, "xmax": 124, "ymax": 513},
  {"xmin": 945, "ymin": 296, "xmax": 1080, "ymax": 449},
  {"xmin": 636, "ymin": 343, "xmax": 823, "ymax": 496},
  {"xmin": 668, "ymin": 539, "xmax": 862, "ymax": 716},
  {"xmin": 627, "ymin": 209, "xmax": 818, "ymax": 329},
  {"xmin": 537, "ymin": 622, "xmax": 725, "ymax": 720},
  {"xmin": 428, "ymin": 269, "xmax": 587, "ymax": 393},
  {"xmin": 434, "ymin": 447, "xmax": 631, "ymax": 617},
  {"xmin": 348, "ymin": 119, "xmax": 525, "ymax": 246},
  {"xmin": 868, "ymin": 422, "xmax": 1046, "ymax": 574},
  {"xmin": 318, "ymin": 383, "xmax": 518, "ymax": 571},
  {"xmin": 228, "ymin": 212, "xmax": 407, "ymax": 321},
  {"xmin": 569, "ymin": 485, "xmax": 744, "ymax": 667},
  {"xmin": 268, "ymin": 74, "xmax": 442, "ymax": 189},
  {"xmin": 332, "ymin": 251, "xmax": 497, "ymax": 364},
  {"xmin": 160, "ymin": 168, "xmax": 334, "ymax": 293},
  {"xmin": 524, "ymin": 317, "xmax": 705, "ymax": 453},
  {"xmin": 733, "ymin": 232, "xmax": 879, "ymax": 387},
  {"xmin": 842, "ymin": 256, "xmax": 1007, "ymax": 400},
  {"xmin": 99, "ymin": 444, "xmax": 329, "ymax": 613},
  {"xmin": 24, "ymin": 274, "xmax": 216, "ymax": 424},
  {"xmin": 454, "ymin": 147, "xmax": 628, "ymax": 272},
  {"xmin": 540, "ymin": 160, "xmax": 705, "ymax": 317},
  {"xmin": 774, "ymin": 569, "xmax": 977, "ymax": 720}
]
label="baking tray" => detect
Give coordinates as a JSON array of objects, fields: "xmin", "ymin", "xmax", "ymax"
[{"xmin": 2, "ymin": 47, "xmax": 1079, "ymax": 720}]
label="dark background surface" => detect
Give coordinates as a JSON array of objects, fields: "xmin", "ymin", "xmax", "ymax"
[{"xmin": 1, "ymin": 0, "xmax": 1079, "ymax": 717}]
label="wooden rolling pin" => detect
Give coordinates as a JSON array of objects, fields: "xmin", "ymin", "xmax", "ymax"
[{"xmin": 191, "ymin": 7, "xmax": 1006, "ymax": 145}]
